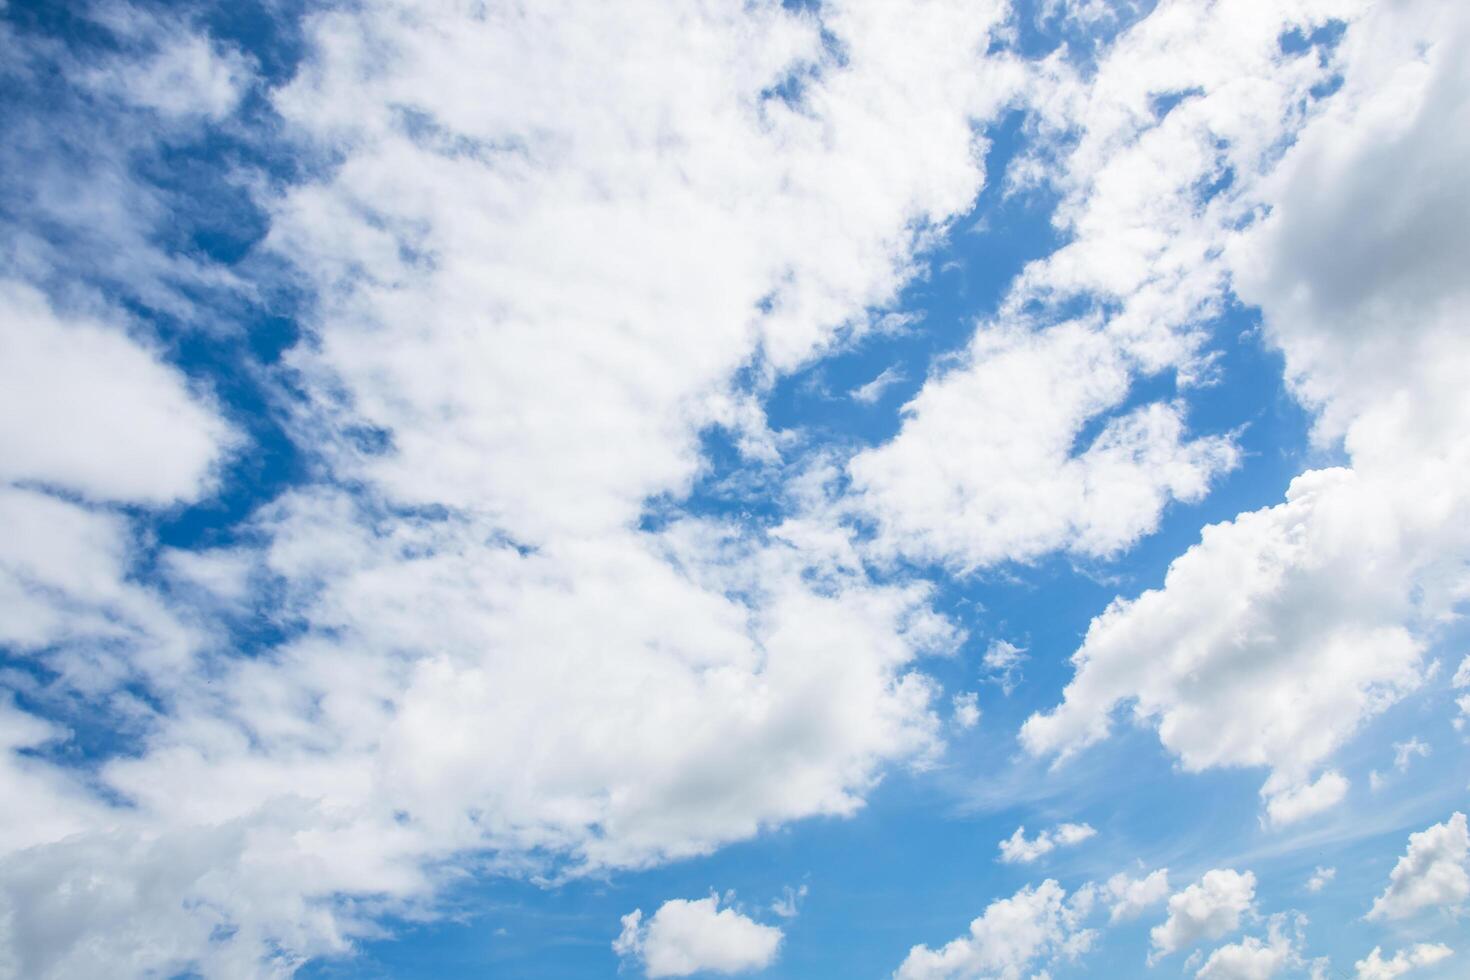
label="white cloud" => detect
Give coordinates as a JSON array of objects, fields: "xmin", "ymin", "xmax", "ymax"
[
  {"xmin": 1264, "ymin": 771, "xmax": 1350, "ymax": 827},
  {"xmin": 0, "ymin": 281, "xmax": 232, "ymax": 505},
  {"xmin": 851, "ymin": 320, "xmax": 1236, "ymax": 570},
  {"xmin": 952, "ymin": 692, "xmax": 981, "ymax": 731},
  {"xmin": 894, "ymin": 879, "xmax": 1096, "ymax": 980},
  {"xmin": 848, "ymin": 0, "xmax": 1379, "ymax": 574},
  {"xmin": 1014, "ymin": 0, "xmax": 1470, "ymax": 823},
  {"xmin": 1453, "ymin": 656, "xmax": 1470, "ymax": 689},
  {"xmin": 1150, "ymin": 869, "xmax": 1255, "ymax": 962},
  {"xmin": 0, "ymin": 2, "xmax": 1032, "ymax": 974},
  {"xmin": 1305, "ymin": 867, "xmax": 1335, "ymax": 894},
  {"xmin": 1368, "ymin": 812, "xmax": 1469, "ymax": 921},
  {"xmin": 1195, "ymin": 917, "xmax": 1300, "ymax": 980},
  {"xmin": 1104, "ymin": 869, "xmax": 1169, "ymax": 923},
  {"xmin": 998, "ymin": 823, "xmax": 1097, "ymax": 864},
  {"xmin": 9, "ymin": 1, "xmax": 1470, "ymax": 976},
  {"xmin": 0, "ymin": 281, "xmax": 226, "ymax": 691},
  {"xmin": 1354, "ymin": 944, "xmax": 1454, "ymax": 980},
  {"xmin": 614, "ymin": 896, "xmax": 782, "ymax": 978},
  {"xmin": 85, "ymin": 33, "xmax": 250, "ymax": 121}
]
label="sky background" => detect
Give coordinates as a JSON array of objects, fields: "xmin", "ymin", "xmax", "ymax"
[{"xmin": 0, "ymin": 1, "xmax": 1467, "ymax": 978}]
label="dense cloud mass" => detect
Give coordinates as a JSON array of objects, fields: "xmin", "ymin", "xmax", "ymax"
[{"xmin": 0, "ymin": 0, "xmax": 1467, "ymax": 976}]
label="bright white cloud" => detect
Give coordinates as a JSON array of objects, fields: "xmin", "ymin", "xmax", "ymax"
[
  {"xmin": 998, "ymin": 823, "xmax": 1096, "ymax": 864},
  {"xmin": 0, "ymin": 2, "xmax": 1030, "ymax": 974},
  {"xmin": 1150, "ymin": 869, "xmax": 1255, "ymax": 962},
  {"xmin": 1354, "ymin": 944, "xmax": 1454, "ymax": 980},
  {"xmin": 0, "ymin": 281, "xmax": 226, "ymax": 690},
  {"xmin": 0, "ymin": 281, "xmax": 231, "ymax": 505},
  {"xmin": 614, "ymin": 895, "xmax": 782, "ymax": 978},
  {"xmin": 1104, "ymin": 869, "xmax": 1169, "ymax": 923},
  {"xmin": 1195, "ymin": 917, "xmax": 1300, "ymax": 980},
  {"xmin": 894, "ymin": 879, "xmax": 1096, "ymax": 980},
  {"xmin": 7, "ymin": 0, "xmax": 1470, "ymax": 976},
  {"xmin": 851, "ymin": 320, "xmax": 1236, "ymax": 569},
  {"xmin": 1018, "ymin": 0, "xmax": 1470, "ymax": 823},
  {"xmin": 1368, "ymin": 812, "xmax": 1469, "ymax": 921}
]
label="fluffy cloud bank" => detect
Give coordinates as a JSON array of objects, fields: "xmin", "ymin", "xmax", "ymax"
[
  {"xmin": 0, "ymin": 0, "xmax": 1024, "ymax": 974},
  {"xmin": 1022, "ymin": 0, "xmax": 1470, "ymax": 824}
]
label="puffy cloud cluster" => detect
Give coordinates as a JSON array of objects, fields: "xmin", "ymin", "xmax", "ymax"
[
  {"xmin": 1368, "ymin": 812, "xmax": 1469, "ymax": 921},
  {"xmin": 0, "ymin": 0, "xmax": 1030, "ymax": 975},
  {"xmin": 1149, "ymin": 869, "xmax": 1255, "ymax": 962},
  {"xmin": 997, "ymin": 822, "xmax": 1096, "ymax": 864},
  {"xmin": 894, "ymin": 879, "xmax": 1097, "ymax": 980},
  {"xmin": 614, "ymin": 895, "xmax": 783, "ymax": 978},
  {"xmin": 1354, "ymin": 944, "xmax": 1454, "ymax": 980},
  {"xmin": 1103, "ymin": 868, "xmax": 1169, "ymax": 923},
  {"xmin": 850, "ymin": 320, "xmax": 1237, "ymax": 569},
  {"xmin": 0, "ymin": 282, "xmax": 231, "ymax": 692},
  {"xmin": 1195, "ymin": 916, "xmax": 1303, "ymax": 980},
  {"xmin": 1022, "ymin": 0, "xmax": 1470, "ymax": 824}
]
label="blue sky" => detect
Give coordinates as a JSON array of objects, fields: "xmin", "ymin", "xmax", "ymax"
[{"xmin": 0, "ymin": 1, "xmax": 1467, "ymax": 979}]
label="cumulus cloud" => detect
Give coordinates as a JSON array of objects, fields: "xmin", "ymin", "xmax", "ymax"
[
  {"xmin": 1017, "ymin": 0, "xmax": 1470, "ymax": 824},
  {"xmin": 0, "ymin": 281, "xmax": 232, "ymax": 505},
  {"xmin": 952, "ymin": 692, "xmax": 981, "ymax": 731},
  {"xmin": 614, "ymin": 895, "xmax": 782, "ymax": 978},
  {"xmin": 893, "ymin": 879, "xmax": 1096, "ymax": 980},
  {"xmin": 998, "ymin": 823, "xmax": 1097, "ymax": 864},
  {"xmin": 1368, "ymin": 812, "xmax": 1469, "ymax": 921},
  {"xmin": 0, "ymin": 0, "xmax": 1032, "ymax": 973},
  {"xmin": 1195, "ymin": 916, "xmax": 1301, "ymax": 980},
  {"xmin": 1150, "ymin": 869, "xmax": 1255, "ymax": 962},
  {"xmin": 7, "ymin": 0, "xmax": 1470, "ymax": 976},
  {"xmin": 0, "ymin": 282, "xmax": 230, "ymax": 694},
  {"xmin": 1104, "ymin": 869, "xmax": 1169, "ymax": 922},
  {"xmin": 1354, "ymin": 944, "xmax": 1454, "ymax": 980},
  {"xmin": 851, "ymin": 321, "xmax": 1236, "ymax": 569}
]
